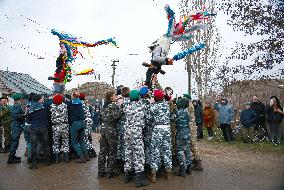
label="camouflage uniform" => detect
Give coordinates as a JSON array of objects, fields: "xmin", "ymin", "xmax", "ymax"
[
  {"xmin": 174, "ymin": 108, "xmax": 191, "ymax": 166},
  {"xmin": 9, "ymin": 102, "xmax": 26, "ymax": 157},
  {"xmin": 116, "ymin": 97, "xmax": 130, "ymax": 161},
  {"xmin": 169, "ymin": 101, "xmax": 177, "ymax": 157},
  {"xmin": 0, "ymin": 104, "xmax": 11, "ymax": 148},
  {"xmin": 50, "ymin": 103, "xmax": 69, "ymax": 154},
  {"xmin": 82, "ymin": 101, "xmax": 94, "ymax": 150},
  {"xmin": 123, "ymin": 101, "xmax": 147, "ymax": 173},
  {"xmin": 140, "ymin": 98, "xmax": 151, "ymax": 165},
  {"xmin": 148, "ymin": 101, "xmax": 172, "ymax": 171},
  {"xmin": 98, "ymin": 102, "xmax": 123, "ymax": 174},
  {"xmin": 188, "ymin": 102, "xmax": 201, "ymax": 161}
]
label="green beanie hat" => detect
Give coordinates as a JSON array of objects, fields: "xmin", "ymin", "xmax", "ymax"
[
  {"xmin": 183, "ymin": 93, "xmax": 191, "ymax": 100},
  {"xmin": 129, "ymin": 90, "xmax": 139, "ymax": 101},
  {"xmin": 11, "ymin": 93, "xmax": 22, "ymax": 101}
]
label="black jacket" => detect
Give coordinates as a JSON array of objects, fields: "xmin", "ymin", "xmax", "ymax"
[{"xmin": 250, "ymin": 101, "xmax": 266, "ymax": 123}]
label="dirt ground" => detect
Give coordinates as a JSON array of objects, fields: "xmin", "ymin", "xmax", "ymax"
[{"xmin": 0, "ymin": 133, "xmax": 283, "ymax": 190}]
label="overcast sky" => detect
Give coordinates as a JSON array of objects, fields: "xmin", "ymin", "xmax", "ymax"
[{"xmin": 0, "ymin": 0, "xmax": 277, "ymax": 97}]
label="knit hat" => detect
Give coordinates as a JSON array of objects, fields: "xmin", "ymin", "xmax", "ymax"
[
  {"xmin": 183, "ymin": 94, "xmax": 191, "ymax": 100},
  {"xmin": 11, "ymin": 93, "xmax": 22, "ymax": 101},
  {"xmin": 177, "ymin": 98, "xmax": 189, "ymax": 109},
  {"xmin": 122, "ymin": 87, "xmax": 130, "ymax": 97},
  {"xmin": 32, "ymin": 94, "xmax": 42, "ymax": 102},
  {"xmin": 129, "ymin": 90, "xmax": 140, "ymax": 101},
  {"xmin": 153, "ymin": 89, "xmax": 164, "ymax": 101},
  {"xmin": 139, "ymin": 86, "xmax": 148, "ymax": 97},
  {"xmin": 244, "ymin": 102, "xmax": 251, "ymax": 106},
  {"xmin": 53, "ymin": 94, "xmax": 63, "ymax": 105},
  {"xmin": 79, "ymin": 93, "xmax": 86, "ymax": 100}
]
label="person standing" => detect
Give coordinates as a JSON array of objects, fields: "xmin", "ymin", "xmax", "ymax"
[
  {"xmin": 183, "ymin": 94, "xmax": 203, "ymax": 171},
  {"xmin": 50, "ymin": 94, "xmax": 69, "ymax": 163},
  {"xmin": 67, "ymin": 92, "xmax": 89, "ymax": 163},
  {"xmin": 203, "ymin": 101, "xmax": 215, "ymax": 140},
  {"xmin": 214, "ymin": 97, "xmax": 235, "ymax": 142},
  {"xmin": 266, "ymin": 96, "xmax": 283, "ymax": 145},
  {"xmin": 240, "ymin": 102, "xmax": 256, "ymax": 143},
  {"xmin": 193, "ymin": 100, "xmax": 203, "ymax": 140},
  {"xmin": 0, "ymin": 97, "xmax": 11, "ymax": 153},
  {"xmin": 26, "ymin": 94, "xmax": 51, "ymax": 169},
  {"xmin": 98, "ymin": 90, "xmax": 123, "ymax": 179},
  {"xmin": 7, "ymin": 93, "xmax": 26, "ymax": 164},
  {"xmin": 148, "ymin": 89, "xmax": 172, "ymax": 183},
  {"xmin": 250, "ymin": 96, "xmax": 268, "ymax": 139},
  {"xmin": 123, "ymin": 90, "xmax": 148, "ymax": 187}
]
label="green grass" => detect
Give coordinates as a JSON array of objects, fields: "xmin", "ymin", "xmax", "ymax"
[{"xmin": 201, "ymin": 128, "xmax": 284, "ymax": 154}]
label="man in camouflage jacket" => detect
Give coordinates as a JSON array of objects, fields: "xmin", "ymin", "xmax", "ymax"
[
  {"xmin": 123, "ymin": 90, "xmax": 148, "ymax": 187},
  {"xmin": 50, "ymin": 94, "xmax": 69, "ymax": 163},
  {"xmin": 79, "ymin": 93, "xmax": 97, "ymax": 158},
  {"xmin": 0, "ymin": 97, "xmax": 11, "ymax": 153},
  {"xmin": 148, "ymin": 89, "xmax": 172, "ymax": 183},
  {"xmin": 98, "ymin": 90, "xmax": 123, "ymax": 179}
]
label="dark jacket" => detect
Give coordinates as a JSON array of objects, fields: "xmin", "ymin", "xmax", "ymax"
[
  {"xmin": 266, "ymin": 106, "xmax": 283, "ymax": 125},
  {"xmin": 194, "ymin": 104, "xmax": 203, "ymax": 125},
  {"xmin": 67, "ymin": 98, "xmax": 85, "ymax": 123},
  {"xmin": 240, "ymin": 109, "xmax": 256, "ymax": 128},
  {"xmin": 250, "ymin": 101, "xmax": 266, "ymax": 123},
  {"xmin": 26, "ymin": 102, "xmax": 49, "ymax": 128}
]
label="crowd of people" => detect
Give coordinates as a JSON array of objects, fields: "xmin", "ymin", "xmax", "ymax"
[{"xmin": 0, "ymin": 86, "xmax": 283, "ymax": 187}]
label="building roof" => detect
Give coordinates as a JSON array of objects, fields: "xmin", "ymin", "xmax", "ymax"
[{"xmin": 0, "ymin": 70, "xmax": 52, "ymax": 95}]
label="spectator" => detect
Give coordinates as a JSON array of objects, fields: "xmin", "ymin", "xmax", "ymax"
[
  {"xmin": 214, "ymin": 97, "xmax": 235, "ymax": 143},
  {"xmin": 240, "ymin": 102, "xmax": 256, "ymax": 143},
  {"xmin": 266, "ymin": 96, "xmax": 283, "ymax": 145},
  {"xmin": 250, "ymin": 96, "xmax": 268, "ymax": 139},
  {"xmin": 203, "ymin": 101, "xmax": 215, "ymax": 140},
  {"xmin": 193, "ymin": 100, "xmax": 203, "ymax": 140}
]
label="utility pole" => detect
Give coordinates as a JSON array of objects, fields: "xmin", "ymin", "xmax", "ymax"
[{"xmin": 111, "ymin": 60, "xmax": 119, "ymax": 87}]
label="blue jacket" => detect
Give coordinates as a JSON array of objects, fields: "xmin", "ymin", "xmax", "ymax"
[
  {"xmin": 67, "ymin": 98, "xmax": 85, "ymax": 123},
  {"xmin": 240, "ymin": 109, "xmax": 256, "ymax": 128},
  {"xmin": 26, "ymin": 102, "xmax": 49, "ymax": 128},
  {"xmin": 10, "ymin": 102, "xmax": 26, "ymax": 125},
  {"xmin": 214, "ymin": 102, "xmax": 234, "ymax": 125}
]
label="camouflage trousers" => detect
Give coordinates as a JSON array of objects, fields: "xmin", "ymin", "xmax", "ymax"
[
  {"xmin": 176, "ymin": 128, "xmax": 191, "ymax": 166},
  {"xmin": 117, "ymin": 123, "xmax": 125, "ymax": 161},
  {"xmin": 170, "ymin": 123, "xmax": 176, "ymax": 156},
  {"xmin": 98, "ymin": 127, "xmax": 118, "ymax": 173},
  {"xmin": 150, "ymin": 125, "xmax": 172, "ymax": 171},
  {"xmin": 124, "ymin": 126, "xmax": 145, "ymax": 173},
  {"xmin": 143, "ymin": 125, "xmax": 152, "ymax": 165},
  {"xmin": 0, "ymin": 121, "xmax": 11, "ymax": 147},
  {"xmin": 52, "ymin": 124, "xmax": 69, "ymax": 154},
  {"xmin": 84, "ymin": 124, "xmax": 93, "ymax": 150},
  {"xmin": 189, "ymin": 125, "xmax": 201, "ymax": 160}
]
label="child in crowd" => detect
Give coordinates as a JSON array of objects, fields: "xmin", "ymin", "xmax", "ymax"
[{"xmin": 203, "ymin": 101, "xmax": 215, "ymax": 140}]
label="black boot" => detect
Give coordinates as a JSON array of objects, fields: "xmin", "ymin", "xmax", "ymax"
[
  {"xmin": 105, "ymin": 170, "xmax": 119, "ymax": 179},
  {"xmin": 7, "ymin": 155, "xmax": 21, "ymax": 164},
  {"xmin": 55, "ymin": 153, "xmax": 60, "ymax": 164},
  {"xmin": 174, "ymin": 165, "xmax": 186, "ymax": 177},
  {"xmin": 124, "ymin": 172, "xmax": 132, "ymax": 183},
  {"xmin": 186, "ymin": 164, "xmax": 192, "ymax": 175},
  {"xmin": 84, "ymin": 152, "xmax": 90, "ymax": 161},
  {"xmin": 192, "ymin": 160, "xmax": 203, "ymax": 171},
  {"xmin": 135, "ymin": 172, "xmax": 149, "ymax": 187},
  {"xmin": 63, "ymin": 153, "xmax": 69, "ymax": 163},
  {"xmin": 77, "ymin": 154, "xmax": 86, "ymax": 163},
  {"xmin": 89, "ymin": 148, "xmax": 97, "ymax": 158},
  {"xmin": 97, "ymin": 171, "xmax": 105, "ymax": 178},
  {"xmin": 29, "ymin": 161, "xmax": 38, "ymax": 169}
]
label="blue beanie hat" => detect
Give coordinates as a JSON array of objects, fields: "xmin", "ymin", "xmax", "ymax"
[{"xmin": 139, "ymin": 86, "xmax": 148, "ymax": 97}]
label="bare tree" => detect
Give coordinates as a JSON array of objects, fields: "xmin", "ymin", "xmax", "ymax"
[{"xmin": 179, "ymin": 0, "xmax": 221, "ymax": 100}]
